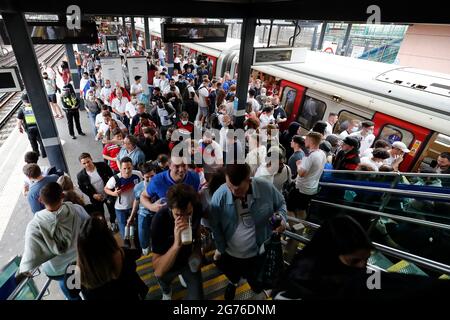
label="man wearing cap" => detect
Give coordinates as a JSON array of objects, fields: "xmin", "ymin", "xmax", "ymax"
[
  {"xmin": 350, "ymin": 121, "xmax": 375, "ymax": 156},
  {"xmin": 333, "ymin": 136, "xmax": 361, "ymax": 171},
  {"xmin": 17, "ymin": 93, "xmax": 47, "ymax": 158},
  {"xmin": 385, "ymin": 141, "xmax": 410, "ymax": 171}
]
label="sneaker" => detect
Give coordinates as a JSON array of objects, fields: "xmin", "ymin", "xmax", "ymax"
[
  {"xmin": 110, "ymin": 222, "xmax": 118, "ymax": 233},
  {"xmin": 224, "ymin": 283, "xmax": 237, "ymax": 301},
  {"xmin": 162, "ymin": 290, "xmax": 172, "ymax": 300},
  {"xmin": 71, "ymin": 135, "xmax": 77, "ymax": 139},
  {"xmin": 142, "ymin": 247, "xmax": 150, "ymax": 256},
  {"xmin": 79, "ymin": 132, "xmax": 86, "ymax": 136},
  {"xmin": 178, "ymin": 274, "xmax": 187, "ymax": 288}
]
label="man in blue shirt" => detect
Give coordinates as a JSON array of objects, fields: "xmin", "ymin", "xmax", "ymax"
[
  {"xmin": 117, "ymin": 134, "xmax": 146, "ymax": 169},
  {"xmin": 209, "ymin": 163, "xmax": 287, "ymax": 300},
  {"xmin": 140, "ymin": 155, "xmax": 200, "ymax": 212},
  {"xmin": 23, "ymin": 164, "xmax": 59, "ymax": 214}
]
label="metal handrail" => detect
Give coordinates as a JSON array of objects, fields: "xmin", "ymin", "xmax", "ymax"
[
  {"xmin": 319, "ymin": 182, "xmax": 450, "ymax": 200},
  {"xmin": 311, "ymin": 200, "xmax": 450, "ymax": 231},
  {"xmin": 323, "ymin": 169, "xmax": 450, "ymax": 179},
  {"xmin": 35, "ymin": 277, "xmax": 52, "ymax": 300},
  {"xmin": 287, "ymin": 216, "xmax": 320, "ymax": 229},
  {"xmin": 7, "ymin": 268, "xmax": 38, "ymax": 300},
  {"xmin": 283, "ymin": 228, "xmax": 450, "ymax": 275}
]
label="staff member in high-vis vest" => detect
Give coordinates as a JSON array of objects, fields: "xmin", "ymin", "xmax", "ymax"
[
  {"xmin": 61, "ymin": 85, "xmax": 86, "ymax": 140},
  {"xmin": 17, "ymin": 93, "xmax": 47, "ymax": 158}
]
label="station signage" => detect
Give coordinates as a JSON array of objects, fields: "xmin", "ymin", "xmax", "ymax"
[{"xmin": 252, "ymin": 47, "xmax": 307, "ymax": 66}]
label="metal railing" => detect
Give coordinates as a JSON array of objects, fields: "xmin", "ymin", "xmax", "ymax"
[
  {"xmin": 323, "ymin": 169, "xmax": 450, "ymax": 179},
  {"xmin": 283, "ymin": 217, "xmax": 450, "ymax": 275}
]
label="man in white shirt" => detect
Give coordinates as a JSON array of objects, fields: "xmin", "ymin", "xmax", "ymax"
[
  {"xmin": 125, "ymin": 94, "xmax": 139, "ymax": 119},
  {"xmin": 130, "ymin": 75, "xmax": 144, "ymax": 100},
  {"xmin": 100, "ymin": 79, "xmax": 113, "ymax": 106},
  {"xmin": 385, "ymin": 141, "xmax": 410, "ymax": 171},
  {"xmin": 324, "ymin": 113, "xmax": 338, "ymax": 138},
  {"xmin": 111, "ymin": 88, "xmax": 130, "ymax": 127},
  {"xmin": 79, "ymin": 72, "xmax": 90, "ymax": 97},
  {"xmin": 360, "ymin": 148, "xmax": 391, "ymax": 171},
  {"xmin": 245, "ymin": 132, "xmax": 267, "ymax": 176},
  {"xmin": 247, "ymin": 88, "xmax": 260, "ymax": 113},
  {"xmin": 339, "ymin": 119, "xmax": 361, "ymax": 139},
  {"xmin": 159, "ymin": 72, "xmax": 169, "ymax": 93},
  {"xmin": 97, "ymin": 111, "xmax": 127, "ymax": 140},
  {"xmin": 287, "ymin": 132, "xmax": 326, "ymax": 219},
  {"xmin": 350, "ymin": 120, "xmax": 375, "ymax": 157},
  {"xmin": 197, "ymin": 78, "xmax": 210, "ymax": 125},
  {"xmin": 158, "ymin": 47, "xmax": 166, "ymax": 66}
]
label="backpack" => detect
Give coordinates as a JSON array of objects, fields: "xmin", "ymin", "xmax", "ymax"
[
  {"xmin": 106, "ymin": 174, "xmax": 121, "ymax": 206},
  {"xmin": 47, "ymin": 166, "xmax": 64, "ymax": 177}
]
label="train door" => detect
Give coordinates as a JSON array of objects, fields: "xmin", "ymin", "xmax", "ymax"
[
  {"xmin": 411, "ymin": 133, "xmax": 450, "ymax": 172},
  {"xmin": 278, "ymin": 80, "xmax": 306, "ymax": 132},
  {"xmin": 372, "ymin": 112, "xmax": 432, "ymax": 172}
]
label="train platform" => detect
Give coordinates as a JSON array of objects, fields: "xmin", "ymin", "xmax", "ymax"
[{"xmin": 0, "ymin": 108, "xmax": 101, "ymax": 299}]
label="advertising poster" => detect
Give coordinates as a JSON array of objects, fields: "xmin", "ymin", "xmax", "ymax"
[
  {"xmin": 100, "ymin": 57, "xmax": 124, "ymax": 87},
  {"xmin": 127, "ymin": 56, "xmax": 149, "ymax": 95}
]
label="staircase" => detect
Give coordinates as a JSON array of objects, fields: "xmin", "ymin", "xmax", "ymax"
[{"xmin": 136, "ymin": 251, "xmax": 264, "ymax": 300}]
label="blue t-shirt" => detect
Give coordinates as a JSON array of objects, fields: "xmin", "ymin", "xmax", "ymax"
[
  {"xmin": 134, "ymin": 181, "xmax": 151, "ymax": 216},
  {"xmin": 28, "ymin": 175, "xmax": 59, "ymax": 214},
  {"xmin": 146, "ymin": 170, "xmax": 200, "ymax": 200}
]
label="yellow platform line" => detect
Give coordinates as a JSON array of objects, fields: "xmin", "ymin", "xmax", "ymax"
[
  {"xmin": 172, "ymin": 274, "xmax": 228, "ymax": 300},
  {"xmin": 213, "ymin": 282, "xmax": 252, "ymax": 300},
  {"xmin": 387, "ymin": 260, "xmax": 409, "ymax": 272},
  {"xmin": 147, "ymin": 264, "xmax": 221, "ymax": 294}
]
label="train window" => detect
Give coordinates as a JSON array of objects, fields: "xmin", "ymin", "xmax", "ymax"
[
  {"xmin": 297, "ymin": 95, "xmax": 327, "ymax": 130},
  {"xmin": 334, "ymin": 110, "xmax": 369, "ymax": 134},
  {"xmin": 377, "ymin": 124, "xmax": 414, "ymax": 147},
  {"xmin": 280, "ymin": 86, "xmax": 297, "ymax": 118}
]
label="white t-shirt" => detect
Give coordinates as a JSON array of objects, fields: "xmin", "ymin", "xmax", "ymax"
[
  {"xmin": 199, "ymin": 139, "xmax": 223, "ymax": 166},
  {"xmin": 131, "ymin": 83, "xmax": 143, "ymax": 95},
  {"xmin": 125, "ymin": 102, "xmax": 138, "ymax": 118},
  {"xmin": 111, "ymin": 97, "xmax": 129, "ymax": 115},
  {"xmin": 105, "ymin": 170, "xmax": 143, "ymax": 210},
  {"xmin": 339, "ymin": 130, "xmax": 350, "ymax": 140},
  {"xmin": 350, "ymin": 131, "xmax": 375, "ymax": 156},
  {"xmin": 100, "ymin": 86, "xmax": 113, "ymax": 105},
  {"xmin": 295, "ymin": 149, "xmax": 327, "ymax": 195},
  {"xmin": 248, "ymin": 98, "xmax": 260, "ymax": 113},
  {"xmin": 259, "ymin": 113, "xmax": 275, "ymax": 127},
  {"xmin": 95, "ymin": 112, "xmax": 118, "ymax": 129},
  {"xmin": 360, "ymin": 157, "xmax": 382, "ymax": 171},
  {"xmin": 86, "ymin": 169, "xmax": 106, "ymax": 195},
  {"xmin": 158, "ymin": 49, "xmax": 166, "ymax": 60},
  {"xmin": 225, "ymin": 195, "xmax": 258, "ymax": 258},
  {"xmin": 245, "ymin": 146, "xmax": 267, "ymax": 175},
  {"xmin": 325, "ymin": 121, "xmax": 333, "ymax": 137},
  {"xmin": 198, "ymin": 85, "xmax": 209, "ymax": 109}
]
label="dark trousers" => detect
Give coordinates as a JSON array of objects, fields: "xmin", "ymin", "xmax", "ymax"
[
  {"xmin": 26, "ymin": 126, "xmax": 46, "ymax": 157},
  {"xmin": 65, "ymin": 109, "xmax": 83, "ymax": 136},
  {"xmin": 92, "ymin": 200, "xmax": 116, "ymax": 224},
  {"xmin": 156, "ymin": 264, "xmax": 204, "ymax": 300},
  {"xmin": 215, "ymin": 252, "xmax": 263, "ymax": 293}
]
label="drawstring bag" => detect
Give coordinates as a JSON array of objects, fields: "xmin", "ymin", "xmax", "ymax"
[{"xmin": 256, "ymin": 233, "xmax": 284, "ymax": 289}]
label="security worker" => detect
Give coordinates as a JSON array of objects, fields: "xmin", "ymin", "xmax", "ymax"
[
  {"xmin": 17, "ymin": 93, "xmax": 47, "ymax": 158},
  {"xmin": 61, "ymin": 85, "xmax": 86, "ymax": 139}
]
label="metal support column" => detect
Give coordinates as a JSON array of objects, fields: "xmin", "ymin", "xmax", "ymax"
[
  {"xmin": 3, "ymin": 12, "xmax": 68, "ymax": 172},
  {"xmin": 130, "ymin": 17, "xmax": 137, "ymax": 49},
  {"xmin": 267, "ymin": 19, "xmax": 273, "ymax": 47},
  {"xmin": 144, "ymin": 17, "xmax": 151, "ymax": 53},
  {"xmin": 341, "ymin": 23, "xmax": 353, "ymax": 56},
  {"xmin": 122, "ymin": 16, "xmax": 127, "ymax": 43},
  {"xmin": 165, "ymin": 18, "xmax": 174, "ymax": 76},
  {"xmin": 317, "ymin": 21, "xmax": 328, "ymax": 50},
  {"xmin": 235, "ymin": 17, "xmax": 256, "ymax": 129},
  {"xmin": 65, "ymin": 44, "xmax": 81, "ymax": 98},
  {"xmin": 311, "ymin": 26, "xmax": 318, "ymax": 50}
]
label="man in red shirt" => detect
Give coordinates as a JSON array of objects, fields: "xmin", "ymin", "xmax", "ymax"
[{"xmin": 102, "ymin": 128, "xmax": 124, "ymax": 173}]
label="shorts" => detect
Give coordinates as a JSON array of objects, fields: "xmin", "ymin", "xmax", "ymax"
[
  {"xmin": 199, "ymin": 107, "xmax": 209, "ymax": 117},
  {"xmin": 47, "ymin": 94, "xmax": 57, "ymax": 103},
  {"xmin": 287, "ymin": 188, "xmax": 315, "ymax": 211}
]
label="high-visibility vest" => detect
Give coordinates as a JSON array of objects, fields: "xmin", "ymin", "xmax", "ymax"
[{"xmin": 23, "ymin": 105, "xmax": 37, "ymax": 126}]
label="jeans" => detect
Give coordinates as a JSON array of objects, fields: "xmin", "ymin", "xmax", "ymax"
[
  {"xmin": 116, "ymin": 208, "xmax": 132, "ymax": 239},
  {"xmin": 159, "ymin": 58, "xmax": 165, "ymax": 66},
  {"xmin": 87, "ymin": 111, "xmax": 98, "ymax": 136},
  {"xmin": 138, "ymin": 211, "xmax": 153, "ymax": 250},
  {"xmin": 156, "ymin": 264, "xmax": 204, "ymax": 300}
]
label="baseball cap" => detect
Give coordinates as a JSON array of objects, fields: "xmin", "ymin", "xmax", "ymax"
[
  {"xmin": 392, "ymin": 141, "xmax": 410, "ymax": 153},
  {"xmin": 343, "ymin": 136, "xmax": 360, "ymax": 149}
]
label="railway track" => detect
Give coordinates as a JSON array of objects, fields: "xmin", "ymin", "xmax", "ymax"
[{"xmin": 0, "ymin": 44, "xmax": 66, "ymax": 147}]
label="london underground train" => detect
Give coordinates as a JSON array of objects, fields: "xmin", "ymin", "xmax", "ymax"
[{"xmin": 139, "ymin": 28, "xmax": 450, "ymax": 173}]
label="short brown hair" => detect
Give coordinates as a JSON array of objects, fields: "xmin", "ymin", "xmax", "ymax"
[
  {"xmin": 23, "ymin": 163, "xmax": 41, "ymax": 179},
  {"xmin": 225, "ymin": 164, "xmax": 251, "ymax": 186},
  {"xmin": 78, "ymin": 152, "xmax": 92, "ymax": 162},
  {"xmin": 167, "ymin": 184, "xmax": 199, "ymax": 211},
  {"xmin": 306, "ymin": 132, "xmax": 322, "ymax": 147},
  {"xmin": 39, "ymin": 182, "xmax": 63, "ymax": 206}
]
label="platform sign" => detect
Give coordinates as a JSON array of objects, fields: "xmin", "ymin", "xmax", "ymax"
[
  {"xmin": 100, "ymin": 57, "xmax": 124, "ymax": 87},
  {"xmin": 103, "ymin": 35, "xmax": 119, "ymax": 55},
  {"xmin": 0, "ymin": 67, "xmax": 23, "ymax": 93},
  {"xmin": 127, "ymin": 56, "xmax": 149, "ymax": 95},
  {"xmin": 252, "ymin": 47, "xmax": 307, "ymax": 66}
]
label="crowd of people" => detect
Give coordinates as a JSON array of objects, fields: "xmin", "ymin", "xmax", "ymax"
[{"xmin": 14, "ymin": 38, "xmax": 450, "ymax": 301}]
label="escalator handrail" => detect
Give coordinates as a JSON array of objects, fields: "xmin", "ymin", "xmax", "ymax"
[
  {"xmin": 283, "ymin": 226, "xmax": 450, "ymax": 275},
  {"xmin": 319, "ymin": 182, "xmax": 450, "ymax": 201},
  {"xmin": 323, "ymin": 169, "xmax": 450, "ymax": 179},
  {"xmin": 311, "ymin": 199, "xmax": 450, "ymax": 231}
]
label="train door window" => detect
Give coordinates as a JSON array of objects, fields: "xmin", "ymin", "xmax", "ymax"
[
  {"xmin": 334, "ymin": 110, "xmax": 368, "ymax": 135},
  {"xmin": 377, "ymin": 124, "xmax": 414, "ymax": 147},
  {"xmin": 297, "ymin": 95, "xmax": 327, "ymax": 130},
  {"xmin": 280, "ymin": 86, "xmax": 297, "ymax": 118}
]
